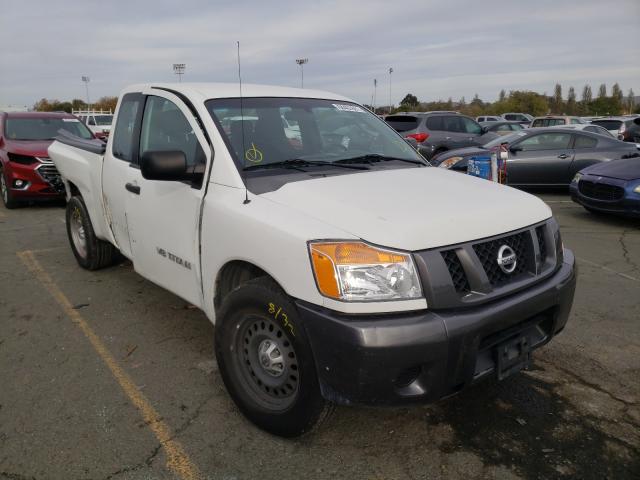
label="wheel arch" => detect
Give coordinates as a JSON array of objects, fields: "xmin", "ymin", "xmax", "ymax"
[{"xmin": 214, "ymin": 260, "xmax": 283, "ymax": 312}]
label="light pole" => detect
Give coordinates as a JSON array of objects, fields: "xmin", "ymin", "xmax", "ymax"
[
  {"xmin": 388, "ymin": 67, "xmax": 393, "ymax": 114},
  {"xmin": 81, "ymin": 76, "xmax": 91, "ymax": 110},
  {"xmin": 373, "ymin": 78, "xmax": 377, "ymax": 113},
  {"xmin": 173, "ymin": 63, "xmax": 186, "ymax": 82},
  {"xmin": 295, "ymin": 58, "xmax": 308, "ymax": 88}
]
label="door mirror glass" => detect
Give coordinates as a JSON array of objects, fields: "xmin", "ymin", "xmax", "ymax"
[{"xmin": 140, "ymin": 150, "xmax": 196, "ymax": 181}]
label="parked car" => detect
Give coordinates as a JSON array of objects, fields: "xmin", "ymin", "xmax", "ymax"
[
  {"xmin": 476, "ymin": 115, "xmax": 501, "ymax": 122},
  {"xmin": 0, "ymin": 111, "xmax": 94, "ymax": 208},
  {"xmin": 530, "ymin": 116, "xmax": 585, "ymax": 127},
  {"xmin": 385, "ymin": 112, "xmax": 498, "ymax": 159},
  {"xmin": 570, "ymin": 157, "xmax": 640, "ymax": 217},
  {"xmin": 555, "ymin": 124, "xmax": 616, "ymax": 138},
  {"xmin": 73, "ymin": 110, "xmax": 113, "ymax": 140},
  {"xmin": 501, "ymin": 113, "xmax": 533, "ymax": 125},
  {"xmin": 48, "ymin": 82, "xmax": 576, "ymax": 437},
  {"xmin": 619, "ymin": 117, "xmax": 640, "ymax": 144},
  {"xmin": 590, "ymin": 117, "xmax": 635, "ymax": 139},
  {"xmin": 432, "ymin": 128, "xmax": 639, "ymax": 186},
  {"xmin": 480, "ymin": 121, "xmax": 525, "ymax": 136}
]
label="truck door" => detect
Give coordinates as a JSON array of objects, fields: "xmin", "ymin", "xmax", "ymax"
[
  {"xmin": 125, "ymin": 91, "xmax": 212, "ymax": 307},
  {"xmin": 102, "ymin": 92, "xmax": 145, "ymax": 258},
  {"xmin": 506, "ymin": 132, "xmax": 574, "ymax": 185}
]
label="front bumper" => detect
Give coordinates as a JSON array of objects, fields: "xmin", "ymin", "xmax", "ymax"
[
  {"xmin": 5, "ymin": 161, "xmax": 64, "ymax": 199},
  {"xmin": 570, "ymin": 182, "xmax": 640, "ymax": 218},
  {"xmin": 298, "ymin": 249, "xmax": 576, "ymax": 405}
]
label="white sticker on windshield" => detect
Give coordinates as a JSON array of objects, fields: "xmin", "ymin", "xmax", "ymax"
[
  {"xmin": 332, "ymin": 103, "xmax": 364, "ymax": 113},
  {"xmin": 62, "ymin": 118, "xmax": 80, "ymax": 122}
]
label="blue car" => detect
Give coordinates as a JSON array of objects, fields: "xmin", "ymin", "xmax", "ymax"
[{"xmin": 570, "ymin": 157, "xmax": 640, "ymax": 217}]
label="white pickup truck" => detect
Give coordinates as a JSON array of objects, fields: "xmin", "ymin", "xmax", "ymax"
[{"xmin": 49, "ymin": 83, "xmax": 576, "ymax": 437}]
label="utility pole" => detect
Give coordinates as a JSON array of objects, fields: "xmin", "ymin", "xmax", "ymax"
[
  {"xmin": 295, "ymin": 58, "xmax": 308, "ymax": 88},
  {"xmin": 388, "ymin": 67, "xmax": 393, "ymax": 114},
  {"xmin": 173, "ymin": 63, "xmax": 186, "ymax": 82},
  {"xmin": 81, "ymin": 76, "xmax": 91, "ymax": 110}
]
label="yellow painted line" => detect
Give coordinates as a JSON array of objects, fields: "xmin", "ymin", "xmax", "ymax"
[{"xmin": 16, "ymin": 250, "xmax": 203, "ymax": 480}]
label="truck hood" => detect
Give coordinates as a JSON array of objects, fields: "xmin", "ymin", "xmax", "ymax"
[
  {"xmin": 261, "ymin": 167, "xmax": 551, "ymax": 251},
  {"xmin": 4, "ymin": 139, "xmax": 52, "ymax": 158}
]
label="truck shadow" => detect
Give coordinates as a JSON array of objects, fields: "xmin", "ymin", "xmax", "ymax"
[{"xmin": 318, "ymin": 363, "xmax": 639, "ymax": 480}]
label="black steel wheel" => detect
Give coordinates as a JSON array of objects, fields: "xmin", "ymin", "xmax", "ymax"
[{"xmin": 215, "ymin": 277, "xmax": 332, "ymax": 437}]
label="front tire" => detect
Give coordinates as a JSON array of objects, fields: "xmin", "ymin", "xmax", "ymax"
[
  {"xmin": 66, "ymin": 196, "xmax": 118, "ymax": 270},
  {"xmin": 215, "ymin": 277, "xmax": 331, "ymax": 437},
  {"xmin": 0, "ymin": 166, "xmax": 19, "ymax": 209}
]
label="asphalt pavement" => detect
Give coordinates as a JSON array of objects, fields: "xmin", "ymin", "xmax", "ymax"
[{"xmin": 1, "ymin": 192, "xmax": 639, "ymax": 480}]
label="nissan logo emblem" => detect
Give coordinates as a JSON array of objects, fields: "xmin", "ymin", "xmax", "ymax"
[{"xmin": 497, "ymin": 245, "xmax": 517, "ymax": 274}]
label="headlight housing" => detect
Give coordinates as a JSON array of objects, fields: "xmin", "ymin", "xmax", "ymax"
[
  {"xmin": 633, "ymin": 184, "xmax": 640, "ymax": 194},
  {"xmin": 572, "ymin": 173, "xmax": 583, "ymax": 183},
  {"xmin": 438, "ymin": 156, "xmax": 464, "ymax": 169},
  {"xmin": 309, "ymin": 241, "xmax": 422, "ymax": 302}
]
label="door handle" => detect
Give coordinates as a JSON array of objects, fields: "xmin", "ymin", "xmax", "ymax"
[
  {"xmin": 558, "ymin": 154, "xmax": 569, "ymax": 159},
  {"xmin": 125, "ymin": 182, "xmax": 140, "ymax": 195}
]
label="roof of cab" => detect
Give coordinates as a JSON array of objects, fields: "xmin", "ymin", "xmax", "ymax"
[
  {"xmin": 2, "ymin": 111, "xmax": 76, "ymax": 118},
  {"xmin": 122, "ymin": 82, "xmax": 354, "ymax": 103}
]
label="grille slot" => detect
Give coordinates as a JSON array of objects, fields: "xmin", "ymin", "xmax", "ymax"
[
  {"xmin": 472, "ymin": 232, "xmax": 533, "ymax": 287},
  {"xmin": 441, "ymin": 250, "xmax": 470, "ymax": 293},
  {"xmin": 36, "ymin": 163, "xmax": 64, "ymax": 192},
  {"xmin": 536, "ymin": 226, "xmax": 547, "ymax": 262},
  {"xmin": 578, "ymin": 180, "xmax": 624, "ymax": 201}
]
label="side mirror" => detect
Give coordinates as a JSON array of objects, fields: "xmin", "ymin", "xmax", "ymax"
[
  {"xmin": 140, "ymin": 150, "xmax": 201, "ymax": 182},
  {"xmin": 510, "ymin": 145, "xmax": 523, "ymax": 153},
  {"xmin": 404, "ymin": 137, "xmax": 419, "ymax": 149},
  {"xmin": 481, "ymin": 126, "xmax": 489, "ymax": 134}
]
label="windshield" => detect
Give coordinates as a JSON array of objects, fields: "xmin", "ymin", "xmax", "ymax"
[
  {"xmin": 483, "ymin": 131, "xmax": 527, "ymax": 148},
  {"xmin": 5, "ymin": 117, "xmax": 94, "ymax": 141},
  {"xmin": 205, "ymin": 98, "xmax": 424, "ymax": 171},
  {"xmin": 94, "ymin": 115, "xmax": 113, "ymax": 126}
]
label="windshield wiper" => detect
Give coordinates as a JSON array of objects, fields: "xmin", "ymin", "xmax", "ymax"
[
  {"xmin": 334, "ymin": 154, "xmax": 427, "ymax": 166},
  {"xmin": 243, "ymin": 158, "xmax": 369, "ymax": 171}
]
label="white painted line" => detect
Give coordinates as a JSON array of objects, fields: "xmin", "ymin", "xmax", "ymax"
[{"xmin": 576, "ymin": 256, "xmax": 639, "ymax": 282}]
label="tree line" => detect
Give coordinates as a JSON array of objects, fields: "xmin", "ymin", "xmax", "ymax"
[
  {"xmin": 392, "ymin": 83, "xmax": 637, "ymax": 117},
  {"xmin": 33, "ymin": 96, "xmax": 118, "ymax": 113}
]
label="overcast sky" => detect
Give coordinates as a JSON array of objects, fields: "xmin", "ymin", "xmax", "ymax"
[{"xmin": 1, "ymin": 0, "xmax": 639, "ymax": 108}]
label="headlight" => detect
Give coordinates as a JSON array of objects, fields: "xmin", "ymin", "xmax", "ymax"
[
  {"xmin": 572, "ymin": 173, "xmax": 582, "ymax": 183},
  {"xmin": 309, "ymin": 241, "xmax": 422, "ymax": 302},
  {"xmin": 438, "ymin": 156, "xmax": 464, "ymax": 169},
  {"xmin": 633, "ymin": 185, "xmax": 640, "ymax": 194}
]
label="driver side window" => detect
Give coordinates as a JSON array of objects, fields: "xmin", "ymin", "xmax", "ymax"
[
  {"xmin": 139, "ymin": 96, "xmax": 205, "ymax": 167},
  {"xmin": 518, "ymin": 133, "xmax": 572, "ymax": 151}
]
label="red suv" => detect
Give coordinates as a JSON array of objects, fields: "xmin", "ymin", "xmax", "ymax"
[{"xmin": 0, "ymin": 111, "xmax": 94, "ymax": 208}]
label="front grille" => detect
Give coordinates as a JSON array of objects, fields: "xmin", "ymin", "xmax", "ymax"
[
  {"xmin": 578, "ymin": 180, "xmax": 624, "ymax": 201},
  {"xmin": 442, "ymin": 250, "xmax": 470, "ymax": 293},
  {"xmin": 472, "ymin": 232, "xmax": 532, "ymax": 287},
  {"xmin": 36, "ymin": 163, "xmax": 64, "ymax": 192},
  {"xmin": 536, "ymin": 226, "xmax": 547, "ymax": 261}
]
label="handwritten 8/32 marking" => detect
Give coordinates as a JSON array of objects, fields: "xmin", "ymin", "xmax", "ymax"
[{"xmin": 268, "ymin": 303, "xmax": 295, "ymax": 336}]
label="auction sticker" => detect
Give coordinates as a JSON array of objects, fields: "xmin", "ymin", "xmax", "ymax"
[{"xmin": 333, "ymin": 104, "xmax": 364, "ymax": 113}]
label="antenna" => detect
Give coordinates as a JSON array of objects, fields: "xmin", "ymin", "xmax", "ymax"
[{"xmin": 237, "ymin": 41, "xmax": 250, "ymax": 205}]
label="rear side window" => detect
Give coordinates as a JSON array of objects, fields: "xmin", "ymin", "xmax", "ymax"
[
  {"xmin": 112, "ymin": 94, "xmax": 143, "ymax": 162},
  {"xmin": 385, "ymin": 116, "xmax": 419, "ymax": 132},
  {"xmin": 574, "ymin": 135, "xmax": 597, "ymax": 149},
  {"xmin": 425, "ymin": 116, "xmax": 444, "ymax": 131},
  {"xmin": 592, "ymin": 120, "xmax": 622, "ymax": 130},
  {"xmin": 504, "ymin": 114, "xmax": 515, "ymax": 121}
]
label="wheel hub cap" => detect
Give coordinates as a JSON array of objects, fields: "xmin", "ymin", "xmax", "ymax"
[{"xmin": 257, "ymin": 339, "xmax": 285, "ymax": 377}]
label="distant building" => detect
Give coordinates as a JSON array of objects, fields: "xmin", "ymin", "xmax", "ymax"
[{"xmin": 0, "ymin": 104, "xmax": 29, "ymax": 112}]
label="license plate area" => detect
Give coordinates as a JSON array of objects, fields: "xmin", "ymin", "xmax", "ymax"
[{"xmin": 495, "ymin": 335, "xmax": 531, "ymax": 380}]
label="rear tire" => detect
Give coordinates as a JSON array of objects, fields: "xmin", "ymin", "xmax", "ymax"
[
  {"xmin": 0, "ymin": 166, "xmax": 19, "ymax": 209},
  {"xmin": 215, "ymin": 277, "xmax": 331, "ymax": 437},
  {"xmin": 66, "ymin": 196, "xmax": 118, "ymax": 270}
]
